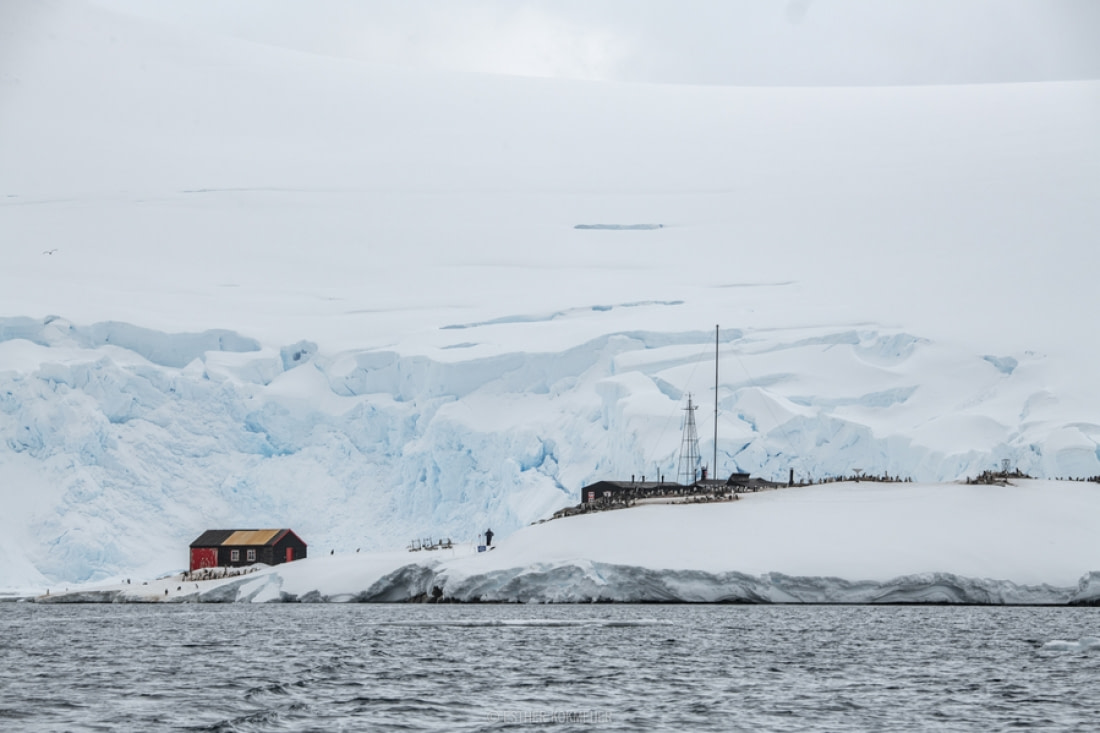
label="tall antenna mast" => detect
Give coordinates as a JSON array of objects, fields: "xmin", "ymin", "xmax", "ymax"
[
  {"xmin": 714, "ymin": 324, "xmax": 719, "ymax": 481},
  {"xmin": 677, "ymin": 394, "xmax": 701, "ymax": 485}
]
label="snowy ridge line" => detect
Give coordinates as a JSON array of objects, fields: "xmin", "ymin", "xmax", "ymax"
[
  {"xmin": 32, "ymin": 566, "xmax": 1100, "ymax": 606},
  {"xmin": 0, "ymin": 316, "xmax": 260, "ymax": 368}
]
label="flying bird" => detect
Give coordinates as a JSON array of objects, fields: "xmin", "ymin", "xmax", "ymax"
[{"xmin": 42, "ymin": 248, "xmax": 58, "ymax": 255}]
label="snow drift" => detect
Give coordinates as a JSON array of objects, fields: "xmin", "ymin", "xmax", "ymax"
[{"xmin": 33, "ymin": 481, "xmax": 1100, "ymax": 605}]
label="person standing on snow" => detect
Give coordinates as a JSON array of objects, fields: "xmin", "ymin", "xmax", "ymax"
[{"xmin": 485, "ymin": 529, "xmax": 494, "ymax": 546}]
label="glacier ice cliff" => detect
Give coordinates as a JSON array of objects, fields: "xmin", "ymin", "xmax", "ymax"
[{"xmin": 2, "ymin": 316, "xmax": 1100, "ymax": 586}]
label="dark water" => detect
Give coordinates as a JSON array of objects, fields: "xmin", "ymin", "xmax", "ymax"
[{"xmin": 3, "ymin": 603, "xmax": 1100, "ymax": 731}]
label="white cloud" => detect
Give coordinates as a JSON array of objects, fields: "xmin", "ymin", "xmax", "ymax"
[
  {"xmin": 348, "ymin": 4, "xmax": 629, "ymax": 80},
  {"xmin": 88, "ymin": 0, "xmax": 1100, "ymax": 85}
]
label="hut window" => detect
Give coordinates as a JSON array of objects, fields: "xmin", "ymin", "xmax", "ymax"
[
  {"xmin": 230, "ymin": 549, "xmax": 240, "ymax": 562},
  {"xmin": 247, "ymin": 549, "xmax": 256, "ymax": 562}
]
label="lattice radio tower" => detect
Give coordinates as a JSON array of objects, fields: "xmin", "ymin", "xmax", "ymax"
[{"xmin": 677, "ymin": 394, "xmax": 702, "ymax": 485}]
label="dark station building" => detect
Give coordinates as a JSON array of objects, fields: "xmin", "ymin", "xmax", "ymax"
[
  {"xmin": 189, "ymin": 529, "xmax": 307, "ymax": 572},
  {"xmin": 581, "ymin": 479, "xmax": 679, "ymax": 504},
  {"xmin": 580, "ymin": 472, "xmax": 781, "ymax": 504}
]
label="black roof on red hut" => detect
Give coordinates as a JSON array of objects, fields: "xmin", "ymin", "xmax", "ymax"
[{"xmin": 190, "ymin": 529, "xmax": 306, "ymax": 548}]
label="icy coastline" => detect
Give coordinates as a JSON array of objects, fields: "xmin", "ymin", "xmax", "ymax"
[
  {"xmin": 30, "ymin": 481, "xmax": 1100, "ymax": 606},
  {"xmin": 29, "ymin": 562, "xmax": 1100, "ymax": 606}
]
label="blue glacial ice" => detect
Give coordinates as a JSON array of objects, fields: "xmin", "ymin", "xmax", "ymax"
[{"xmin": 1, "ymin": 315, "xmax": 1099, "ymax": 586}]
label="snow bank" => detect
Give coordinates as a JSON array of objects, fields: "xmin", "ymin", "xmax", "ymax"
[{"xmin": 34, "ymin": 481, "xmax": 1100, "ymax": 604}]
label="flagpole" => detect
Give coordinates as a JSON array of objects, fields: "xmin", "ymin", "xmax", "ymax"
[{"xmin": 714, "ymin": 324, "xmax": 719, "ymax": 479}]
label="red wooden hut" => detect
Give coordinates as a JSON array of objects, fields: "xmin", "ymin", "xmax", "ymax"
[{"xmin": 189, "ymin": 529, "xmax": 307, "ymax": 571}]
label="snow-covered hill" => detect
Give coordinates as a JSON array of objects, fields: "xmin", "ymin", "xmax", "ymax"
[
  {"xmin": 33, "ymin": 481, "xmax": 1100, "ymax": 604},
  {"xmin": 2, "ymin": 2, "xmax": 1098, "ymax": 589}
]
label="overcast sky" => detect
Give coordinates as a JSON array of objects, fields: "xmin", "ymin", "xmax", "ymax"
[{"xmin": 89, "ymin": 0, "xmax": 1100, "ymax": 85}]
